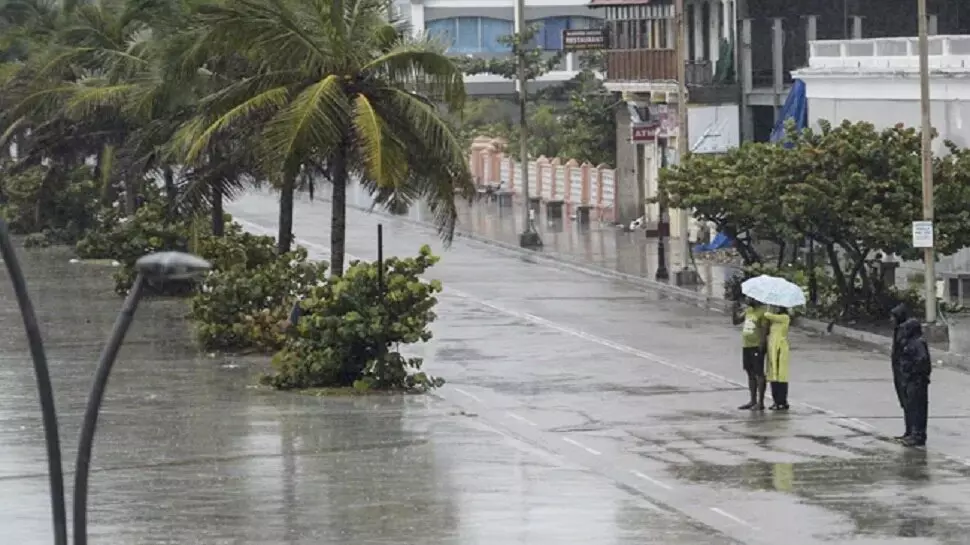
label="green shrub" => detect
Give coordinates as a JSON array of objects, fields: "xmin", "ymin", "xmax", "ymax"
[
  {"xmin": 76, "ymin": 200, "xmax": 201, "ymax": 294},
  {"xmin": 195, "ymin": 228, "xmax": 278, "ymax": 272},
  {"xmin": 265, "ymin": 245, "xmax": 444, "ymax": 392},
  {"xmin": 190, "ymin": 246, "xmax": 328, "ymax": 353},
  {"xmin": 22, "ymin": 232, "xmax": 53, "ymax": 248},
  {"xmin": 1, "ymin": 164, "xmax": 99, "ymax": 244}
]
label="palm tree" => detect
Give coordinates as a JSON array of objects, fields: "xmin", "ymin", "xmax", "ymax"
[{"xmin": 177, "ymin": 0, "xmax": 474, "ymax": 274}]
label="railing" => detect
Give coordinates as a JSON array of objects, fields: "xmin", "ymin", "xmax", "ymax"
[
  {"xmin": 469, "ymin": 137, "xmax": 617, "ymax": 223},
  {"xmin": 685, "ymin": 60, "xmax": 713, "ymax": 86},
  {"xmin": 807, "ymin": 35, "xmax": 970, "ymax": 70},
  {"xmin": 606, "ymin": 49, "xmax": 677, "ymax": 82}
]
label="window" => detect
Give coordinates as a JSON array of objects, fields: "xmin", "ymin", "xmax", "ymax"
[{"xmin": 426, "ymin": 17, "xmax": 513, "ymax": 54}]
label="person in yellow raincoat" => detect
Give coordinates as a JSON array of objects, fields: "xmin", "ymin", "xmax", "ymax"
[{"xmin": 764, "ymin": 306, "xmax": 791, "ymax": 410}]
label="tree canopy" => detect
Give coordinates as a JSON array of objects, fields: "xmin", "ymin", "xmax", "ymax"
[{"xmin": 661, "ymin": 120, "xmax": 970, "ymax": 316}]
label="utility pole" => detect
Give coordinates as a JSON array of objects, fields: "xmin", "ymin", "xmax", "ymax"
[
  {"xmin": 674, "ymin": 0, "xmax": 692, "ymax": 279},
  {"xmin": 656, "ymin": 138, "xmax": 669, "ymax": 280},
  {"xmin": 917, "ymin": 0, "xmax": 936, "ymax": 322},
  {"xmin": 516, "ymin": 0, "xmax": 542, "ymax": 248}
]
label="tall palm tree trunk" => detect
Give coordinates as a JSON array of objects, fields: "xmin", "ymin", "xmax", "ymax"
[
  {"xmin": 211, "ymin": 182, "xmax": 225, "ymax": 236},
  {"xmin": 329, "ymin": 146, "xmax": 348, "ymax": 277},
  {"xmin": 123, "ymin": 178, "xmax": 138, "ymax": 216},
  {"xmin": 278, "ymin": 174, "xmax": 295, "ymax": 253},
  {"xmin": 163, "ymin": 167, "xmax": 177, "ymax": 221}
]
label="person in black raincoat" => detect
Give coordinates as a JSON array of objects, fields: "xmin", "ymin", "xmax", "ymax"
[
  {"xmin": 889, "ymin": 304, "xmax": 910, "ymax": 440},
  {"xmin": 897, "ymin": 318, "xmax": 931, "ymax": 447}
]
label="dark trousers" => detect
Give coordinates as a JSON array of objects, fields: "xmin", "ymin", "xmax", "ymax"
[
  {"xmin": 770, "ymin": 382, "xmax": 789, "ymax": 405},
  {"xmin": 892, "ymin": 365, "xmax": 906, "ymax": 409},
  {"xmin": 903, "ymin": 375, "xmax": 930, "ymax": 440}
]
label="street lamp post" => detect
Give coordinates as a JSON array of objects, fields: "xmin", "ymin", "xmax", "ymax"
[
  {"xmin": 0, "ymin": 219, "xmax": 67, "ymax": 545},
  {"xmin": 674, "ymin": 0, "xmax": 690, "ymax": 276},
  {"xmin": 656, "ymin": 138, "xmax": 670, "ymax": 281},
  {"xmin": 72, "ymin": 251, "xmax": 211, "ymax": 545},
  {"xmin": 515, "ymin": 0, "xmax": 542, "ymax": 249},
  {"xmin": 917, "ymin": 0, "xmax": 936, "ymax": 323}
]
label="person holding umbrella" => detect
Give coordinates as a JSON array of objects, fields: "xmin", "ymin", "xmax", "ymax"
[
  {"xmin": 764, "ymin": 306, "xmax": 792, "ymax": 410},
  {"xmin": 740, "ymin": 275, "xmax": 806, "ymax": 411}
]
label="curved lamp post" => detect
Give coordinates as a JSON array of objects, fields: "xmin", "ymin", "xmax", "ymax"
[
  {"xmin": 0, "ymin": 219, "xmax": 68, "ymax": 545},
  {"xmin": 73, "ymin": 251, "xmax": 211, "ymax": 545}
]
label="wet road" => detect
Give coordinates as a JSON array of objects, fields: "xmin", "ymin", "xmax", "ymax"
[
  {"xmin": 229, "ymin": 190, "xmax": 970, "ymax": 544},
  {"xmin": 1, "ymin": 252, "xmax": 727, "ymax": 543}
]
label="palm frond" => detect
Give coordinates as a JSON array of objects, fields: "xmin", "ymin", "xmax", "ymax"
[
  {"xmin": 362, "ymin": 41, "xmax": 465, "ymax": 112},
  {"xmin": 263, "ymin": 74, "xmax": 349, "ymax": 172},
  {"xmin": 181, "ymin": 84, "xmax": 289, "ymax": 162}
]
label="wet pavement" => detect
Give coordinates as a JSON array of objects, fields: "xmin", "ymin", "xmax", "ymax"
[
  {"xmin": 1, "ymin": 248, "xmax": 730, "ymax": 544},
  {"xmin": 224, "ymin": 189, "xmax": 970, "ymax": 544},
  {"xmin": 347, "ymin": 185, "xmax": 737, "ymax": 300}
]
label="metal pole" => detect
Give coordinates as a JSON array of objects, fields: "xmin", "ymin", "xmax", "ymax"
[
  {"xmin": 377, "ymin": 224, "xmax": 384, "ymax": 294},
  {"xmin": 675, "ymin": 0, "xmax": 691, "ymax": 274},
  {"xmin": 0, "ymin": 219, "xmax": 67, "ymax": 545},
  {"xmin": 917, "ymin": 0, "xmax": 936, "ymax": 323},
  {"xmin": 74, "ymin": 274, "xmax": 147, "ymax": 545},
  {"xmin": 656, "ymin": 138, "xmax": 670, "ymax": 280},
  {"xmin": 516, "ymin": 0, "xmax": 540, "ymax": 248}
]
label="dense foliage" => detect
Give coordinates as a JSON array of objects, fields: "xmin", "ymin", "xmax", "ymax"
[
  {"xmin": 454, "ymin": 33, "xmax": 616, "ymax": 166},
  {"xmin": 0, "ymin": 163, "xmax": 100, "ymax": 246},
  {"xmin": 266, "ymin": 246, "xmax": 444, "ymax": 392},
  {"xmin": 663, "ymin": 120, "xmax": 970, "ymax": 321},
  {"xmin": 0, "ymin": 0, "xmax": 473, "ymax": 280},
  {"xmin": 191, "ymin": 245, "xmax": 328, "ymax": 353}
]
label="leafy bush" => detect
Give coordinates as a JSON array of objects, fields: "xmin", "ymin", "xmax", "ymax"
[
  {"xmin": 190, "ymin": 246, "xmax": 328, "ymax": 353},
  {"xmin": 76, "ymin": 200, "xmax": 201, "ymax": 294},
  {"xmin": 1, "ymin": 164, "xmax": 100, "ymax": 244},
  {"xmin": 195, "ymin": 227, "xmax": 278, "ymax": 272},
  {"xmin": 265, "ymin": 246, "xmax": 444, "ymax": 392}
]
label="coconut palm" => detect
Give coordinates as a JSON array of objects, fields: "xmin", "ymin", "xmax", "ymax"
[{"xmin": 177, "ymin": 0, "xmax": 474, "ymax": 274}]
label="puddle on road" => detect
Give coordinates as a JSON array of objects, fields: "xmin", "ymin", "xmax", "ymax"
[{"xmin": 661, "ymin": 431, "xmax": 970, "ymax": 542}]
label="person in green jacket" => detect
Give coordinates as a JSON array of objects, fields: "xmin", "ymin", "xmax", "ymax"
[
  {"xmin": 733, "ymin": 297, "xmax": 768, "ymax": 410},
  {"xmin": 764, "ymin": 306, "xmax": 792, "ymax": 410}
]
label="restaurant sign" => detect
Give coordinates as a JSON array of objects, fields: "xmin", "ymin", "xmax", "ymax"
[{"xmin": 562, "ymin": 29, "xmax": 608, "ymax": 51}]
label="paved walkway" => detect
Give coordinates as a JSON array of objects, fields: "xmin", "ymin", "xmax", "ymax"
[{"xmin": 229, "ymin": 190, "xmax": 970, "ymax": 545}]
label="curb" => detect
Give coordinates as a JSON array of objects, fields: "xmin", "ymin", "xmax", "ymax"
[
  {"xmin": 796, "ymin": 317, "xmax": 970, "ymax": 373},
  {"xmin": 344, "ymin": 200, "xmax": 970, "ymax": 373}
]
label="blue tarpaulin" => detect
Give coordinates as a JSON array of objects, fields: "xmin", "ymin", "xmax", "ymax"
[
  {"xmin": 696, "ymin": 80, "xmax": 808, "ymax": 254},
  {"xmin": 695, "ymin": 231, "xmax": 733, "ymax": 252},
  {"xmin": 769, "ymin": 79, "xmax": 808, "ymax": 145}
]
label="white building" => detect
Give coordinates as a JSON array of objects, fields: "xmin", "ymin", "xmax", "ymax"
[
  {"xmin": 793, "ymin": 34, "xmax": 970, "ymax": 295},
  {"xmin": 792, "ymin": 34, "xmax": 970, "ymax": 152},
  {"xmin": 406, "ymin": 0, "xmax": 602, "ymax": 94}
]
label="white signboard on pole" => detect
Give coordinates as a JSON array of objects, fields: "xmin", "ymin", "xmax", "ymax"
[{"xmin": 912, "ymin": 220, "xmax": 934, "ymax": 248}]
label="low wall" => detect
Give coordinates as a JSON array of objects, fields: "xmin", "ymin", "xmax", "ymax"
[{"xmin": 468, "ymin": 137, "xmax": 617, "ymax": 223}]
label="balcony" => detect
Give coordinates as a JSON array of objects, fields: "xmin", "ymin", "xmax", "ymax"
[
  {"xmin": 686, "ymin": 60, "xmax": 741, "ymax": 104},
  {"xmin": 605, "ymin": 52, "xmax": 740, "ymax": 104},
  {"xmin": 606, "ymin": 49, "xmax": 677, "ymax": 83}
]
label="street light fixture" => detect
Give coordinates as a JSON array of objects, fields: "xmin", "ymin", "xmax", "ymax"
[{"xmin": 73, "ymin": 251, "xmax": 211, "ymax": 545}]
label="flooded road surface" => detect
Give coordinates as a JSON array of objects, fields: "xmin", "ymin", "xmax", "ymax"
[
  {"xmin": 226, "ymin": 190, "xmax": 970, "ymax": 545},
  {"xmin": 1, "ymin": 251, "xmax": 728, "ymax": 544}
]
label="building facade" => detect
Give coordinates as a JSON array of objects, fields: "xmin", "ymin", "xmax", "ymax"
[
  {"xmin": 594, "ymin": 0, "xmax": 970, "ymax": 228},
  {"xmin": 407, "ymin": 0, "xmax": 604, "ymax": 95}
]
